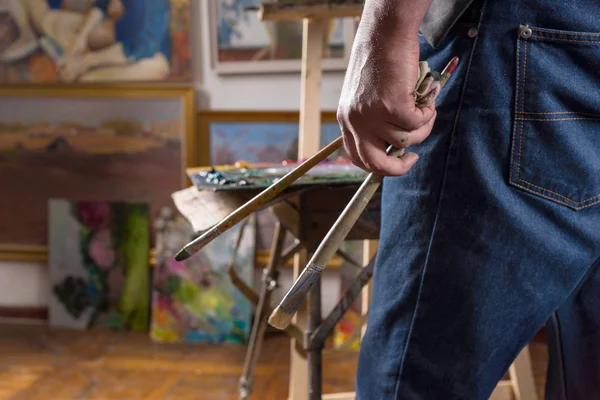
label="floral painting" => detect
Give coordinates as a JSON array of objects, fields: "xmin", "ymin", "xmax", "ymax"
[
  {"xmin": 213, "ymin": 0, "xmax": 353, "ymax": 73},
  {"xmin": 0, "ymin": 0, "xmax": 191, "ymax": 83},
  {"xmin": 48, "ymin": 199, "xmax": 150, "ymax": 331},
  {"xmin": 150, "ymin": 207, "xmax": 255, "ymax": 344},
  {"xmin": 0, "ymin": 88, "xmax": 190, "ymax": 249}
]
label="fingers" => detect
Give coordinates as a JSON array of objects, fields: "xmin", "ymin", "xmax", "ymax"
[
  {"xmin": 341, "ymin": 130, "xmax": 368, "ymax": 171},
  {"xmin": 378, "ymin": 110, "xmax": 437, "ymax": 149},
  {"xmin": 390, "ymin": 99, "xmax": 437, "ymax": 131},
  {"xmin": 355, "ymin": 134, "xmax": 420, "ymax": 176}
]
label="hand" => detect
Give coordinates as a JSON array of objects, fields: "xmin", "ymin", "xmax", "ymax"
[{"xmin": 337, "ymin": 24, "xmax": 437, "ymax": 176}]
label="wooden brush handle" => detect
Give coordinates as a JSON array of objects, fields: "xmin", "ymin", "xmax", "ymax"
[
  {"xmin": 177, "ymin": 136, "xmax": 344, "ymax": 259},
  {"xmin": 277, "ymin": 145, "xmax": 403, "ymax": 315}
]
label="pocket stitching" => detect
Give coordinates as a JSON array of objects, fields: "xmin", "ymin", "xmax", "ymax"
[
  {"xmin": 531, "ymin": 35, "xmax": 600, "ymax": 44},
  {"xmin": 516, "ymin": 117, "xmax": 600, "ymax": 121},
  {"xmin": 531, "ymin": 26, "xmax": 600, "ymax": 36},
  {"xmin": 511, "ymin": 29, "xmax": 600, "ymax": 209},
  {"xmin": 510, "ymin": 181, "xmax": 600, "ymax": 210},
  {"xmin": 516, "ymin": 38, "xmax": 528, "ymax": 183},
  {"xmin": 508, "ymin": 30, "xmax": 521, "ymax": 182},
  {"xmin": 517, "ymin": 177, "xmax": 600, "ymax": 205},
  {"xmin": 518, "ymin": 111, "xmax": 600, "ymax": 116}
]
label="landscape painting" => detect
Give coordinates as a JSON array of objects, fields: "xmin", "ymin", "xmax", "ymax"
[
  {"xmin": 213, "ymin": 0, "xmax": 354, "ymax": 73},
  {"xmin": 48, "ymin": 199, "xmax": 151, "ymax": 331},
  {"xmin": 0, "ymin": 87, "xmax": 192, "ymax": 250},
  {"xmin": 0, "ymin": 0, "xmax": 191, "ymax": 83},
  {"xmin": 151, "ymin": 208, "xmax": 255, "ymax": 344},
  {"xmin": 209, "ymin": 121, "xmax": 345, "ymax": 165}
]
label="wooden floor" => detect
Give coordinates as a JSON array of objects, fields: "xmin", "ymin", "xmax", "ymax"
[{"xmin": 0, "ymin": 324, "xmax": 548, "ymax": 400}]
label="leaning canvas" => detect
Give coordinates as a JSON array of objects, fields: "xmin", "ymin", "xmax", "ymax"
[
  {"xmin": 0, "ymin": 86, "xmax": 192, "ymax": 252},
  {"xmin": 150, "ymin": 207, "xmax": 255, "ymax": 344},
  {"xmin": 48, "ymin": 199, "xmax": 151, "ymax": 331}
]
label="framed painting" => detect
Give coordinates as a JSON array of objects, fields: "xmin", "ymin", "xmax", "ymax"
[
  {"xmin": 0, "ymin": 0, "xmax": 191, "ymax": 84},
  {"xmin": 209, "ymin": 0, "xmax": 357, "ymax": 74},
  {"xmin": 196, "ymin": 110, "xmax": 344, "ymax": 260},
  {"xmin": 196, "ymin": 110, "xmax": 342, "ymax": 167},
  {"xmin": 0, "ymin": 85, "xmax": 195, "ymax": 261}
]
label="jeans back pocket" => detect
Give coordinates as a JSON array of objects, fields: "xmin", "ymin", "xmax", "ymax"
[{"xmin": 509, "ymin": 25, "xmax": 600, "ymax": 210}]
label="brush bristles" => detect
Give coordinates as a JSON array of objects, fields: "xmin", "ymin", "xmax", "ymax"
[{"xmin": 268, "ymin": 306, "xmax": 293, "ymax": 330}]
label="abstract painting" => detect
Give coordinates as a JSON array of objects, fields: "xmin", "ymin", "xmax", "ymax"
[
  {"xmin": 150, "ymin": 207, "xmax": 255, "ymax": 344},
  {"xmin": 0, "ymin": 0, "xmax": 191, "ymax": 83},
  {"xmin": 0, "ymin": 86, "xmax": 194, "ymax": 256},
  {"xmin": 211, "ymin": 0, "xmax": 355, "ymax": 73},
  {"xmin": 48, "ymin": 199, "xmax": 150, "ymax": 331}
]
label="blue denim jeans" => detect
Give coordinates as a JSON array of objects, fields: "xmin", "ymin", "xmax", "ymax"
[{"xmin": 356, "ymin": 0, "xmax": 600, "ymax": 399}]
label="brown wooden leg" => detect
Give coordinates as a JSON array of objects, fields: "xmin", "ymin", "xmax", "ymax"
[
  {"xmin": 239, "ymin": 221, "xmax": 287, "ymax": 400},
  {"xmin": 307, "ymin": 273, "xmax": 322, "ymax": 400},
  {"xmin": 289, "ymin": 247, "xmax": 310, "ymax": 400}
]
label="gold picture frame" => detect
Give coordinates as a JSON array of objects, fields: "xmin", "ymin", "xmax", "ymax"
[{"xmin": 0, "ymin": 84, "xmax": 196, "ymax": 262}]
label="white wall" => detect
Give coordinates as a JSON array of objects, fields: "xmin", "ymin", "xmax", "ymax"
[
  {"xmin": 0, "ymin": 0, "xmax": 349, "ymax": 317},
  {"xmin": 195, "ymin": 0, "xmax": 346, "ymax": 110}
]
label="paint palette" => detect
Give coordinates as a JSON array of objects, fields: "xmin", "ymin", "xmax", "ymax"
[{"xmin": 187, "ymin": 161, "xmax": 368, "ymax": 191}]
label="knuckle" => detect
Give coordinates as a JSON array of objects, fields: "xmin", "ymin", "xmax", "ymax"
[
  {"xmin": 398, "ymin": 114, "xmax": 423, "ymax": 131},
  {"xmin": 345, "ymin": 108, "xmax": 366, "ymax": 126},
  {"xmin": 384, "ymin": 107, "xmax": 421, "ymax": 131},
  {"xmin": 363, "ymin": 159, "xmax": 385, "ymax": 174},
  {"xmin": 336, "ymin": 108, "xmax": 346, "ymax": 124}
]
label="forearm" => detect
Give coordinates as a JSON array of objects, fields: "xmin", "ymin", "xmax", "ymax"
[{"xmin": 360, "ymin": 0, "xmax": 433, "ymax": 40}]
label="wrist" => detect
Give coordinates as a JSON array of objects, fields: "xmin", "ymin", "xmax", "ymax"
[{"xmin": 361, "ymin": 0, "xmax": 432, "ymax": 38}]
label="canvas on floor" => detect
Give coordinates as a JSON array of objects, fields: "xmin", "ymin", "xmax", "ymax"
[
  {"xmin": 48, "ymin": 199, "xmax": 151, "ymax": 331},
  {"xmin": 150, "ymin": 207, "xmax": 256, "ymax": 344}
]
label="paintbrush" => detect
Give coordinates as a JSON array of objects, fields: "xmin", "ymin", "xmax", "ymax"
[
  {"xmin": 268, "ymin": 56, "xmax": 459, "ymax": 330},
  {"xmin": 174, "ymin": 135, "xmax": 344, "ymax": 261}
]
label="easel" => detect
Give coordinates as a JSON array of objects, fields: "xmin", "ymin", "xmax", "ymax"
[{"xmin": 246, "ymin": 2, "xmax": 539, "ymax": 399}]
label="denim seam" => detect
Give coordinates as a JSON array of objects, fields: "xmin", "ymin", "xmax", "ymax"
[
  {"xmin": 530, "ymin": 36, "xmax": 600, "ymax": 44},
  {"xmin": 516, "ymin": 117, "xmax": 600, "ymax": 121},
  {"xmin": 392, "ymin": 2, "xmax": 488, "ymax": 397},
  {"xmin": 516, "ymin": 179, "xmax": 600, "ymax": 204},
  {"xmin": 550, "ymin": 255, "xmax": 600, "ymax": 400},
  {"xmin": 517, "ymin": 111, "xmax": 600, "ymax": 115},
  {"xmin": 516, "ymin": 39, "xmax": 528, "ymax": 182},
  {"xmin": 531, "ymin": 26, "xmax": 600, "ymax": 36},
  {"xmin": 551, "ymin": 312, "xmax": 569, "ymax": 400},
  {"xmin": 509, "ymin": 28, "xmax": 521, "ymax": 184},
  {"xmin": 509, "ymin": 181, "xmax": 600, "ymax": 210}
]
